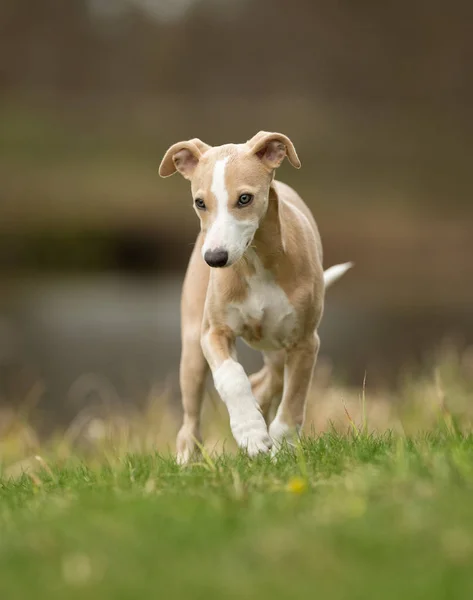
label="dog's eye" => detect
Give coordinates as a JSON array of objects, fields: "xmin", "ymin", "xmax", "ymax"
[
  {"xmin": 237, "ymin": 193, "xmax": 253, "ymax": 207},
  {"xmin": 195, "ymin": 198, "xmax": 206, "ymax": 210}
]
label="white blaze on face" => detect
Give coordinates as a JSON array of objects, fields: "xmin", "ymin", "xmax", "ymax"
[
  {"xmin": 211, "ymin": 157, "xmax": 229, "ymax": 209},
  {"xmin": 202, "ymin": 156, "xmax": 257, "ymax": 266},
  {"xmin": 209, "ymin": 156, "xmax": 229, "ymax": 247}
]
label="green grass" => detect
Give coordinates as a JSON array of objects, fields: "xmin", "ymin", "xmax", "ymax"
[{"xmin": 2, "ymin": 431, "xmax": 473, "ymax": 599}]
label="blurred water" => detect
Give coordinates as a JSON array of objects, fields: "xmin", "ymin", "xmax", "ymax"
[{"xmin": 1, "ymin": 274, "xmax": 473, "ymax": 433}]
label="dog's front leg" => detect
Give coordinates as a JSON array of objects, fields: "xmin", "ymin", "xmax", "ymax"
[
  {"xmin": 269, "ymin": 333, "xmax": 320, "ymax": 451},
  {"xmin": 202, "ymin": 328, "xmax": 272, "ymax": 456}
]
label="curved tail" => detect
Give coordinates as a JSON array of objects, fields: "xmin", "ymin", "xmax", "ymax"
[{"xmin": 323, "ymin": 262, "xmax": 353, "ymax": 288}]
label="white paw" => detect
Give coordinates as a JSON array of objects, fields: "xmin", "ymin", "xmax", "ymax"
[
  {"xmin": 269, "ymin": 418, "xmax": 300, "ymax": 455},
  {"xmin": 231, "ymin": 414, "xmax": 272, "ymax": 457},
  {"xmin": 176, "ymin": 449, "xmax": 192, "ymax": 465},
  {"xmin": 176, "ymin": 425, "xmax": 199, "ymax": 465},
  {"xmin": 244, "ymin": 429, "xmax": 273, "ymax": 457}
]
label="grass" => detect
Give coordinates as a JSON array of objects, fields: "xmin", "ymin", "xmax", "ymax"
[
  {"xmin": 1, "ymin": 350, "xmax": 473, "ymax": 599},
  {"xmin": 2, "ymin": 430, "xmax": 473, "ymax": 599}
]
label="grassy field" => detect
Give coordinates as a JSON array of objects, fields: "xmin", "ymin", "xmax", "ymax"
[
  {"xmin": 1, "ymin": 350, "xmax": 472, "ymax": 599},
  {"xmin": 2, "ymin": 428, "xmax": 473, "ymax": 599}
]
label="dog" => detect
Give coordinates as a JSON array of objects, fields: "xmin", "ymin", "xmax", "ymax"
[{"xmin": 159, "ymin": 131, "xmax": 352, "ymax": 463}]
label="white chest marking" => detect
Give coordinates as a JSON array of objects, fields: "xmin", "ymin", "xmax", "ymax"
[{"xmin": 226, "ymin": 257, "xmax": 298, "ymax": 350}]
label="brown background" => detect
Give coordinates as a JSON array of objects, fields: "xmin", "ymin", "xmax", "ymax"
[{"xmin": 0, "ymin": 0, "xmax": 472, "ymax": 430}]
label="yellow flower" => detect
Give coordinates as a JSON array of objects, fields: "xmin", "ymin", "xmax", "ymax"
[{"xmin": 287, "ymin": 476, "xmax": 308, "ymax": 494}]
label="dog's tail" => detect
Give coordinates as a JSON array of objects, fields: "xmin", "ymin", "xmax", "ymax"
[{"xmin": 323, "ymin": 262, "xmax": 353, "ymax": 288}]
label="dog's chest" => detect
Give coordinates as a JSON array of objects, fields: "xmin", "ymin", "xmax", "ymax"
[{"xmin": 226, "ymin": 274, "xmax": 298, "ymax": 350}]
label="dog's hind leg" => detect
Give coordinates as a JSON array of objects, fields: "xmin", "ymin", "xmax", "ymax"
[
  {"xmin": 269, "ymin": 333, "xmax": 319, "ymax": 452},
  {"xmin": 250, "ymin": 350, "xmax": 285, "ymax": 423}
]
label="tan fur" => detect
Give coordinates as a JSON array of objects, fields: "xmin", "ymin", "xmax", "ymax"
[{"xmin": 159, "ymin": 131, "xmax": 346, "ymax": 462}]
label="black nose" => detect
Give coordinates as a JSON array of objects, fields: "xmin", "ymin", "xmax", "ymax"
[{"xmin": 204, "ymin": 248, "xmax": 229, "ymax": 268}]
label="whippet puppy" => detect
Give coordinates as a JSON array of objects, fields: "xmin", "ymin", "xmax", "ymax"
[{"xmin": 159, "ymin": 131, "xmax": 351, "ymax": 463}]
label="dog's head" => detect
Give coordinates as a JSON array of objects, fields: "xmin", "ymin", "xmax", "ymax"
[{"xmin": 159, "ymin": 132, "xmax": 301, "ymax": 268}]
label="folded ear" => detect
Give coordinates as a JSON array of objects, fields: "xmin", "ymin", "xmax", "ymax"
[
  {"xmin": 247, "ymin": 131, "xmax": 301, "ymax": 170},
  {"xmin": 159, "ymin": 138, "xmax": 211, "ymax": 179}
]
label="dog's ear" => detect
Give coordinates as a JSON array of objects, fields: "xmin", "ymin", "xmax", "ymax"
[
  {"xmin": 159, "ymin": 138, "xmax": 211, "ymax": 179},
  {"xmin": 247, "ymin": 131, "xmax": 301, "ymax": 170}
]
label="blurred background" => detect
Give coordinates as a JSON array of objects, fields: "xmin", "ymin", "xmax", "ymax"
[{"xmin": 0, "ymin": 0, "xmax": 472, "ymax": 440}]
